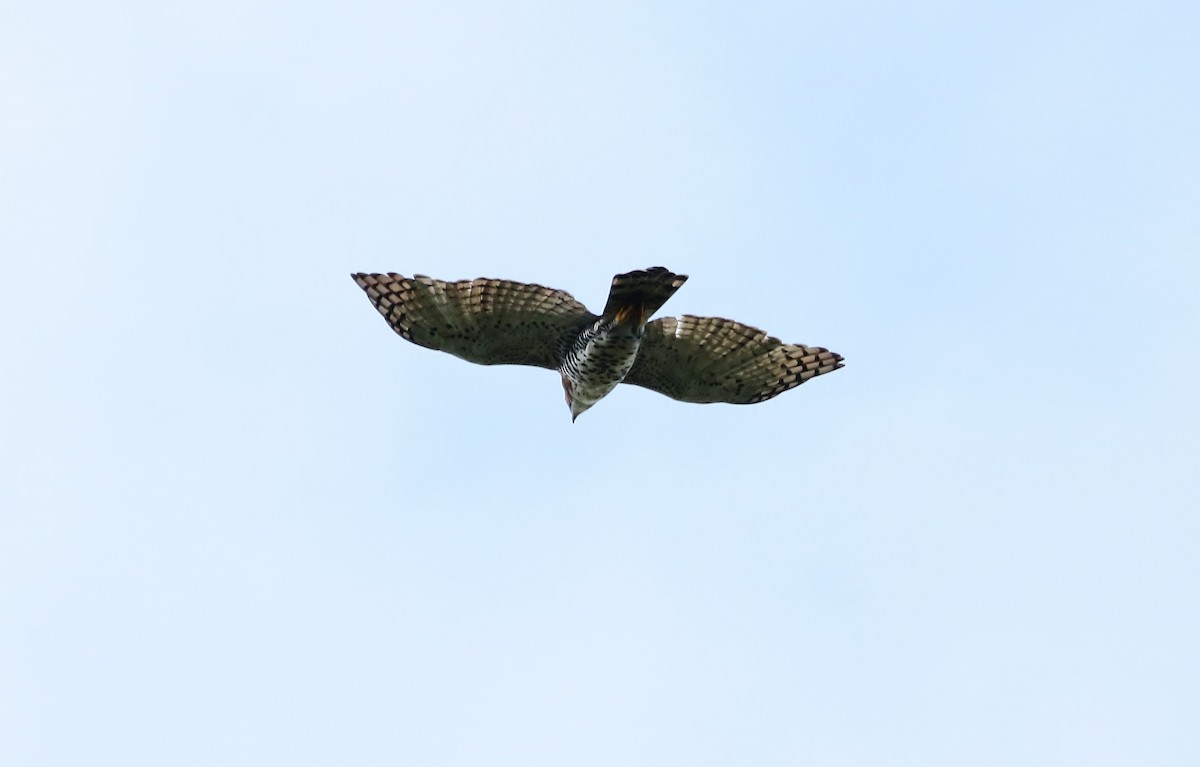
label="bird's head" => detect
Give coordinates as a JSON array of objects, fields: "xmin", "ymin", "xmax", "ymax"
[{"xmin": 561, "ymin": 374, "xmax": 593, "ymax": 423}]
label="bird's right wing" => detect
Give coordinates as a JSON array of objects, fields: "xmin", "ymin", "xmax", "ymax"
[
  {"xmin": 623, "ymin": 315, "xmax": 844, "ymax": 404},
  {"xmin": 352, "ymin": 273, "xmax": 596, "ymax": 369}
]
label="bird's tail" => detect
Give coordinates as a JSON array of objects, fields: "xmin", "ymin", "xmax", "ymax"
[{"xmin": 602, "ymin": 267, "xmax": 688, "ymax": 328}]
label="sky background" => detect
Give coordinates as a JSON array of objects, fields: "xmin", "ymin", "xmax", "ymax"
[{"xmin": 2, "ymin": 1, "xmax": 1198, "ymax": 765}]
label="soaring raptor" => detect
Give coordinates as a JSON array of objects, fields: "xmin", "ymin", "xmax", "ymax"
[{"xmin": 351, "ymin": 267, "xmax": 843, "ymax": 420}]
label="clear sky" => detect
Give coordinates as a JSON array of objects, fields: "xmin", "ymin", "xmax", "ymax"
[{"xmin": 2, "ymin": 1, "xmax": 1198, "ymax": 765}]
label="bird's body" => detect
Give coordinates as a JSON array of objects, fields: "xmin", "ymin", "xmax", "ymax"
[
  {"xmin": 557, "ymin": 267, "xmax": 687, "ymax": 419},
  {"xmin": 351, "ymin": 267, "xmax": 843, "ymax": 420},
  {"xmin": 558, "ymin": 319, "xmax": 643, "ymax": 418}
]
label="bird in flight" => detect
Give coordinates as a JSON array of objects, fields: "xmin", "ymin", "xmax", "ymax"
[{"xmin": 351, "ymin": 267, "xmax": 843, "ymax": 420}]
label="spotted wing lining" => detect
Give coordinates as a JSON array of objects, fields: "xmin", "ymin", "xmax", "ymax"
[
  {"xmin": 623, "ymin": 314, "xmax": 844, "ymax": 404},
  {"xmin": 352, "ymin": 273, "xmax": 596, "ymax": 370}
]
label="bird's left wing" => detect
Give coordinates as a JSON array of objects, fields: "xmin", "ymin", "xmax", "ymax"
[
  {"xmin": 352, "ymin": 273, "xmax": 597, "ymax": 370},
  {"xmin": 622, "ymin": 315, "xmax": 844, "ymax": 404}
]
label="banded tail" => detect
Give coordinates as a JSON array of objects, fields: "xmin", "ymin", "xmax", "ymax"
[{"xmin": 602, "ymin": 267, "xmax": 688, "ymax": 328}]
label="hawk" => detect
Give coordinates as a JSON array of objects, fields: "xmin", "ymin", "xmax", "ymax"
[{"xmin": 351, "ymin": 267, "xmax": 843, "ymax": 420}]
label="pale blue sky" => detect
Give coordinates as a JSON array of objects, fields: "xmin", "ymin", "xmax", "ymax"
[{"xmin": 2, "ymin": 1, "xmax": 1198, "ymax": 765}]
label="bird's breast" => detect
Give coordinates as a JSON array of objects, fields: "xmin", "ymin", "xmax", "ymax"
[{"xmin": 560, "ymin": 323, "xmax": 643, "ymax": 405}]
